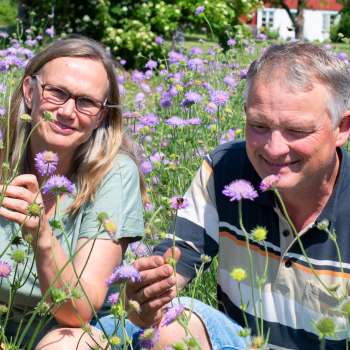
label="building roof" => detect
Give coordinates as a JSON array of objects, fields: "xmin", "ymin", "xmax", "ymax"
[{"xmin": 264, "ymin": 0, "xmax": 342, "ymax": 11}]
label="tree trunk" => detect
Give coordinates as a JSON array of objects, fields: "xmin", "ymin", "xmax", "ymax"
[{"xmin": 295, "ymin": 7, "xmax": 304, "ymax": 39}]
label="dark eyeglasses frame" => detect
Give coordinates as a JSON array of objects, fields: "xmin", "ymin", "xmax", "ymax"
[{"xmin": 31, "ymin": 75, "xmax": 121, "ymax": 117}]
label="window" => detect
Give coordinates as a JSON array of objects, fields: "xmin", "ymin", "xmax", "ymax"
[
  {"xmin": 322, "ymin": 13, "xmax": 338, "ymax": 32},
  {"xmin": 262, "ymin": 10, "xmax": 274, "ymax": 29}
]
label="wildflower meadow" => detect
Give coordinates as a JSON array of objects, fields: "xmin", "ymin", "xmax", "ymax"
[{"xmin": 1, "ymin": 12, "xmax": 350, "ymax": 350}]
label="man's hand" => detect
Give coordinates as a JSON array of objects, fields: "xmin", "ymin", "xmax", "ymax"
[{"xmin": 126, "ymin": 247, "xmax": 181, "ymax": 328}]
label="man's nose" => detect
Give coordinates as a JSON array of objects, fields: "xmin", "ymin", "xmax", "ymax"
[{"xmin": 264, "ymin": 130, "xmax": 289, "ymax": 159}]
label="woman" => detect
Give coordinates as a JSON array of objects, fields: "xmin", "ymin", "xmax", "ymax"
[{"xmin": 0, "ymin": 36, "xmax": 144, "ymax": 349}]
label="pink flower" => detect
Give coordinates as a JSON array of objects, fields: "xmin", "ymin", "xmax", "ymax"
[
  {"xmin": 170, "ymin": 196, "xmax": 189, "ymax": 210},
  {"xmin": 0, "ymin": 261, "xmax": 11, "ymax": 278},
  {"xmin": 260, "ymin": 174, "xmax": 280, "ymax": 192}
]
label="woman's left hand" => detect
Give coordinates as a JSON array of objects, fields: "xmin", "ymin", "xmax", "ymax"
[{"xmin": 0, "ymin": 174, "xmax": 47, "ymax": 240}]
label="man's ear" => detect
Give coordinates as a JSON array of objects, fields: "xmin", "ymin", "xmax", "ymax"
[
  {"xmin": 22, "ymin": 76, "xmax": 34, "ymax": 109},
  {"xmin": 335, "ymin": 111, "xmax": 350, "ymax": 147}
]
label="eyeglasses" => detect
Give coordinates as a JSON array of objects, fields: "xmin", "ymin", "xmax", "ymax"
[{"xmin": 32, "ymin": 75, "xmax": 120, "ymax": 117}]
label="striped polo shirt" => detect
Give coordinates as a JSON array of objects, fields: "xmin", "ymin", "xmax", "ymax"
[{"xmin": 155, "ymin": 140, "xmax": 350, "ymax": 349}]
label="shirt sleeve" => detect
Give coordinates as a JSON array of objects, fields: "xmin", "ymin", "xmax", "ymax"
[
  {"xmin": 153, "ymin": 157, "xmax": 219, "ymax": 279},
  {"xmin": 78, "ymin": 154, "xmax": 144, "ymax": 240}
]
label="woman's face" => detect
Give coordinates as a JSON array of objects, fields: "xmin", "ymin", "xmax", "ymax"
[{"xmin": 23, "ymin": 56, "xmax": 109, "ymax": 156}]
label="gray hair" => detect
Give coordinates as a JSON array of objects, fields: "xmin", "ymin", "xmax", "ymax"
[{"xmin": 244, "ymin": 42, "xmax": 350, "ymax": 126}]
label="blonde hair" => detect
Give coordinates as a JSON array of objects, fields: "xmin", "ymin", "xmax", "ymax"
[{"xmin": 7, "ymin": 35, "xmax": 146, "ymax": 215}]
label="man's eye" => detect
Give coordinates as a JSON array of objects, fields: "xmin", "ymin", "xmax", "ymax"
[
  {"xmin": 78, "ymin": 97, "xmax": 99, "ymax": 108},
  {"xmin": 250, "ymin": 124, "xmax": 269, "ymax": 132},
  {"xmin": 45, "ymin": 86, "xmax": 68, "ymax": 101}
]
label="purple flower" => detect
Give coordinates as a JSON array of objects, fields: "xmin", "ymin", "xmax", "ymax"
[
  {"xmin": 337, "ymin": 52, "xmax": 349, "ymax": 62},
  {"xmin": 108, "ymin": 292, "xmax": 120, "ymax": 305},
  {"xmin": 34, "ymin": 151, "xmax": 59, "ymax": 177},
  {"xmin": 134, "ymin": 92, "xmax": 145, "ymax": 109},
  {"xmin": 168, "ymin": 85, "xmax": 178, "ymax": 97},
  {"xmin": 120, "ymin": 59, "xmax": 127, "ymax": 66},
  {"xmin": 140, "ymin": 83, "xmax": 151, "ymax": 94},
  {"xmin": 240, "ymin": 69, "xmax": 248, "ymax": 80},
  {"xmin": 224, "ymin": 75, "xmax": 237, "ymax": 89},
  {"xmin": 182, "ymin": 91, "xmax": 202, "ymax": 107},
  {"xmin": 107, "ymin": 265, "xmax": 141, "ymax": 286},
  {"xmin": 168, "ymin": 51, "xmax": 187, "ymax": 65},
  {"xmin": 138, "ymin": 327, "xmax": 160, "ymax": 349},
  {"xmin": 140, "ymin": 113, "xmax": 159, "ymax": 127},
  {"xmin": 160, "ymin": 304, "xmax": 185, "ymax": 327},
  {"xmin": 256, "ymin": 33, "xmax": 267, "ymax": 41},
  {"xmin": 141, "ymin": 160, "xmax": 153, "ymax": 175},
  {"xmin": 160, "ymin": 92, "xmax": 172, "ymax": 108},
  {"xmin": 227, "ymin": 38, "xmax": 236, "ymax": 46},
  {"xmin": 42, "ymin": 175, "xmax": 74, "ymax": 195},
  {"xmin": 220, "ymin": 129, "xmax": 236, "ymax": 144},
  {"xmin": 205, "ymin": 102, "xmax": 218, "ymax": 114},
  {"xmin": 145, "ymin": 59, "xmax": 157, "ymax": 70},
  {"xmin": 0, "ymin": 261, "xmax": 11, "ymax": 278},
  {"xmin": 155, "ymin": 36, "xmax": 164, "ymax": 45},
  {"xmin": 130, "ymin": 241, "xmax": 150, "ymax": 257},
  {"xmin": 45, "ymin": 26, "xmax": 55, "ymax": 38},
  {"xmin": 145, "ymin": 70, "xmax": 153, "ymax": 79},
  {"xmin": 165, "ymin": 116, "xmax": 186, "ymax": 127},
  {"xmin": 170, "ymin": 196, "xmax": 189, "ymax": 209},
  {"xmin": 210, "ymin": 90, "xmax": 229, "ymax": 106},
  {"xmin": 187, "ymin": 58, "xmax": 204, "ymax": 72},
  {"xmin": 195, "ymin": 6, "xmax": 205, "ymax": 15},
  {"xmin": 186, "ymin": 118, "xmax": 202, "ymax": 125},
  {"xmin": 222, "ymin": 180, "xmax": 258, "ymax": 202},
  {"xmin": 0, "ymin": 107, "xmax": 5, "ymax": 117},
  {"xmin": 150, "ymin": 151, "xmax": 166, "ymax": 163},
  {"xmin": 260, "ymin": 174, "xmax": 280, "ymax": 192},
  {"xmin": 190, "ymin": 47, "xmax": 203, "ymax": 56},
  {"xmin": 131, "ymin": 70, "xmax": 145, "ymax": 83}
]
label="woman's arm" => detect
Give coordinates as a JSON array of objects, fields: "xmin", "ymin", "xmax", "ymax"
[{"xmin": 0, "ymin": 174, "xmax": 128, "ymax": 326}]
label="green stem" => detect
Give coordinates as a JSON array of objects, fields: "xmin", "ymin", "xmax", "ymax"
[
  {"xmin": 274, "ymin": 189, "xmax": 337, "ymax": 298},
  {"xmin": 238, "ymin": 201, "xmax": 260, "ymax": 335}
]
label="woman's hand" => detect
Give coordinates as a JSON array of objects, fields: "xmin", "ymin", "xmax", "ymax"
[{"xmin": 0, "ymin": 174, "xmax": 47, "ymax": 240}]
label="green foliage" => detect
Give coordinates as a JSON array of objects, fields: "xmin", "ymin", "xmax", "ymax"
[
  {"xmin": 0, "ymin": 0, "xmax": 17, "ymax": 27},
  {"xmin": 16, "ymin": 0, "xmax": 261, "ymax": 67},
  {"xmin": 330, "ymin": 8, "xmax": 350, "ymax": 42}
]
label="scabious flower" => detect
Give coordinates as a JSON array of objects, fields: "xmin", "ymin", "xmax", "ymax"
[
  {"xmin": 131, "ymin": 70, "xmax": 145, "ymax": 83},
  {"xmin": 186, "ymin": 118, "xmax": 202, "ymax": 125},
  {"xmin": 251, "ymin": 226, "xmax": 268, "ymax": 241},
  {"xmin": 181, "ymin": 91, "xmax": 202, "ymax": 107},
  {"xmin": 130, "ymin": 241, "xmax": 150, "ymax": 257},
  {"xmin": 45, "ymin": 26, "xmax": 55, "ymax": 38},
  {"xmin": 140, "ymin": 113, "xmax": 159, "ymax": 127},
  {"xmin": 187, "ymin": 58, "xmax": 204, "ymax": 72},
  {"xmin": 220, "ymin": 129, "xmax": 236, "ymax": 144},
  {"xmin": 210, "ymin": 90, "xmax": 229, "ymax": 106},
  {"xmin": 160, "ymin": 304, "xmax": 185, "ymax": 327},
  {"xmin": 140, "ymin": 160, "xmax": 153, "ymax": 175},
  {"xmin": 223, "ymin": 75, "xmax": 236, "ymax": 89},
  {"xmin": 256, "ymin": 33, "xmax": 267, "ymax": 41},
  {"xmin": 227, "ymin": 38, "xmax": 236, "ymax": 46},
  {"xmin": 190, "ymin": 47, "xmax": 202, "ymax": 56},
  {"xmin": 155, "ymin": 36, "xmax": 164, "ymax": 45},
  {"xmin": 145, "ymin": 59, "xmax": 157, "ymax": 70},
  {"xmin": 195, "ymin": 6, "xmax": 205, "ymax": 15},
  {"xmin": 138, "ymin": 327, "xmax": 160, "ymax": 349},
  {"xmin": 160, "ymin": 92, "xmax": 172, "ymax": 108},
  {"xmin": 222, "ymin": 180, "xmax": 258, "ymax": 201},
  {"xmin": 134, "ymin": 92, "xmax": 145, "ymax": 109},
  {"xmin": 108, "ymin": 292, "xmax": 120, "ymax": 305},
  {"xmin": 0, "ymin": 261, "xmax": 11, "ymax": 278},
  {"xmin": 165, "ymin": 116, "xmax": 186, "ymax": 127},
  {"xmin": 34, "ymin": 151, "xmax": 59, "ymax": 177},
  {"xmin": 260, "ymin": 174, "xmax": 280, "ymax": 192},
  {"xmin": 337, "ymin": 51, "xmax": 349, "ymax": 63},
  {"xmin": 170, "ymin": 196, "xmax": 189, "ymax": 209},
  {"xmin": 107, "ymin": 265, "xmax": 141, "ymax": 286},
  {"xmin": 240, "ymin": 69, "xmax": 248, "ymax": 80},
  {"xmin": 42, "ymin": 175, "xmax": 74, "ymax": 195},
  {"xmin": 168, "ymin": 51, "xmax": 187, "ymax": 65},
  {"xmin": 230, "ymin": 267, "xmax": 247, "ymax": 282},
  {"xmin": 205, "ymin": 102, "xmax": 218, "ymax": 114}
]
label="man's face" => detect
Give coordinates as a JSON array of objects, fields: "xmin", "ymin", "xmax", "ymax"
[{"xmin": 245, "ymin": 78, "xmax": 343, "ymax": 193}]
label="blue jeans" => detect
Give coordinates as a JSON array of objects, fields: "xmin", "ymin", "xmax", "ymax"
[{"xmin": 96, "ymin": 297, "xmax": 248, "ymax": 350}]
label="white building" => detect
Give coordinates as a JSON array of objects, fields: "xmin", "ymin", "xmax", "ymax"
[{"xmin": 255, "ymin": 0, "xmax": 342, "ymax": 41}]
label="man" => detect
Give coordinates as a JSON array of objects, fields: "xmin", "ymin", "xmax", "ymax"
[{"xmin": 126, "ymin": 42, "xmax": 350, "ymax": 349}]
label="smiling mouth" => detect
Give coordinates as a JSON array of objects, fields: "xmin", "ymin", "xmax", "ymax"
[
  {"xmin": 53, "ymin": 121, "xmax": 74, "ymax": 130},
  {"xmin": 261, "ymin": 156, "xmax": 299, "ymax": 168}
]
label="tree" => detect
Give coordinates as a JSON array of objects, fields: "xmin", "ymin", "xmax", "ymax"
[{"xmin": 270, "ymin": 0, "xmax": 306, "ymax": 39}]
